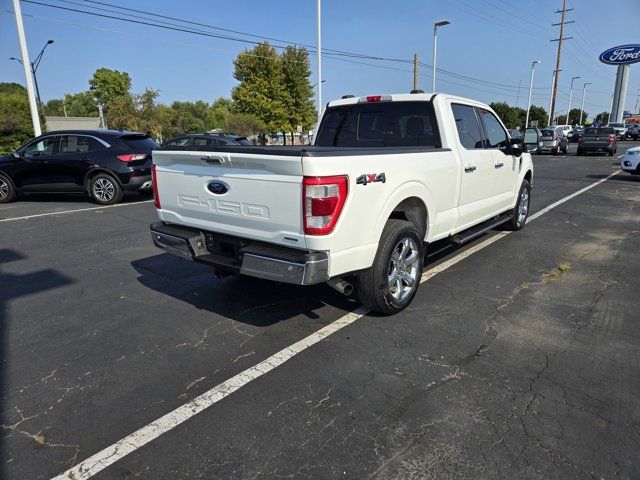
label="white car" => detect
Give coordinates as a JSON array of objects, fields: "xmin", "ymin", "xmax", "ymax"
[
  {"xmin": 150, "ymin": 92, "xmax": 538, "ymax": 314},
  {"xmin": 608, "ymin": 122, "xmax": 628, "ymax": 140},
  {"xmin": 621, "ymin": 146, "xmax": 640, "ymax": 174}
]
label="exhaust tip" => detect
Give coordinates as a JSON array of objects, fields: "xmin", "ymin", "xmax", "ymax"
[{"xmin": 327, "ymin": 278, "xmax": 353, "ymax": 296}]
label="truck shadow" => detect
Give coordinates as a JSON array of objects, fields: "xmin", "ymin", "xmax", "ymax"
[
  {"xmin": 0, "ymin": 249, "xmax": 74, "ymax": 480},
  {"xmin": 131, "ymin": 253, "xmax": 358, "ymax": 326}
]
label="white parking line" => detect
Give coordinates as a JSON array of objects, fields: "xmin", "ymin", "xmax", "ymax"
[
  {"xmin": 617, "ymin": 154, "xmax": 624, "ymax": 158},
  {"xmin": 50, "ymin": 171, "xmax": 620, "ymax": 480},
  {"xmin": 0, "ymin": 200, "xmax": 154, "ymax": 223}
]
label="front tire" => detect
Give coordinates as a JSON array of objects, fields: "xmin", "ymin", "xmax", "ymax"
[
  {"xmin": 0, "ymin": 174, "xmax": 17, "ymax": 203},
  {"xmin": 507, "ymin": 179, "xmax": 531, "ymax": 231},
  {"xmin": 356, "ymin": 219, "xmax": 424, "ymax": 315},
  {"xmin": 89, "ymin": 173, "xmax": 123, "ymax": 205}
]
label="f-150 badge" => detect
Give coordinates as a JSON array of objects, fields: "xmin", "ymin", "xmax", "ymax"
[{"xmin": 356, "ymin": 173, "xmax": 386, "ymax": 185}]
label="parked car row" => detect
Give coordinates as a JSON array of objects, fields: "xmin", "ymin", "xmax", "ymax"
[{"xmin": 0, "ymin": 131, "xmax": 249, "ymax": 205}]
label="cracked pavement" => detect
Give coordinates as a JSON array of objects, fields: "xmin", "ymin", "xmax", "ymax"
[{"xmin": 1, "ymin": 143, "xmax": 639, "ymax": 479}]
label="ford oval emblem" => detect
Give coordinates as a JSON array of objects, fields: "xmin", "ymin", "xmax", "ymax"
[
  {"xmin": 207, "ymin": 181, "xmax": 229, "ymax": 195},
  {"xmin": 599, "ymin": 44, "xmax": 640, "ymax": 65}
]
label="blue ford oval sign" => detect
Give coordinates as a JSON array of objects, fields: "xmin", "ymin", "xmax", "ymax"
[
  {"xmin": 207, "ymin": 181, "xmax": 229, "ymax": 195},
  {"xmin": 599, "ymin": 44, "xmax": 640, "ymax": 65}
]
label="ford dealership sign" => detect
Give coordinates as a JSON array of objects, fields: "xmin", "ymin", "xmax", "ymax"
[{"xmin": 599, "ymin": 45, "xmax": 640, "ymax": 65}]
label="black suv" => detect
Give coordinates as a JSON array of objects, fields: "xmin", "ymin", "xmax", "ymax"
[
  {"xmin": 0, "ymin": 130, "xmax": 157, "ymax": 205},
  {"xmin": 162, "ymin": 133, "xmax": 252, "ymax": 147}
]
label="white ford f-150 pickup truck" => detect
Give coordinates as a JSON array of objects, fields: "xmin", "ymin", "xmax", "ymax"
[{"xmin": 150, "ymin": 92, "xmax": 539, "ymax": 314}]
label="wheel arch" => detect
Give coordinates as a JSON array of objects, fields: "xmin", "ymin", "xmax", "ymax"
[
  {"xmin": 374, "ymin": 182, "xmax": 432, "ymax": 242},
  {"xmin": 83, "ymin": 168, "xmax": 122, "ymax": 192}
]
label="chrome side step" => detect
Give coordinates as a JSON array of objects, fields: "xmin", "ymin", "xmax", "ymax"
[{"xmin": 450, "ymin": 213, "xmax": 513, "ymax": 245}]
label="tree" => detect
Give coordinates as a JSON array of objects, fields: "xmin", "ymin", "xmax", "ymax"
[
  {"xmin": 105, "ymin": 93, "xmax": 138, "ymax": 131},
  {"xmin": 63, "ymin": 91, "xmax": 98, "ymax": 117},
  {"xmin": 223, "ymin": 112, "xmax": 266, "ymax": 137},
  {"xmin": 0, "ymin": 83, "xmax": 32, "ymax": 154},
  {"xmin": 168, "ymin": 100, "xmax": 211, "ymax": 135},
  {"xmin": 595, "ymin": 111, "xmax": 609, "ymax": 124},
  {"xmin": 89, "ymin": 68, "xmax": 132, "ymax": 109},
  {"xmin": 137, "ymin": 88, "xmax": 163, "ymax": 138},
  {"xmin": 43, "ymin": 98, "xmax": 65, "ymax": 116},
  {"xmin": 281, "ymin": 46, "xmax": 316, "ymax": 135},
  {"xmin": 209, "ymin": 97, "xmax": 234, "ymax": 129},
  {"xmin": 528, "ymin": 105, "xmax": 548, "ymax": 127},
  {"xmin": 232, "ymin": 42, "xmax": 289, "ymax": 134}
]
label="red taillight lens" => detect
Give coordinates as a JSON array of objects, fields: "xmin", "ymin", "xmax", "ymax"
[
  {"xmin": 609, "ymin": 134, "xmax": 615, "ymax": 143},
  {"xmin": 117, "ymin": 153, "xmax": 147, "ymax": 162},
  {"xmin": 151, "ymin": 164, "xmax": 160, "ymax": 209},
  {"xmin": 303, "ymin": 175, "xmax": 348, "ymax": 235},
  {"xmin": 578, "ymin": 135, "xmax": 584, "ymax": 144},
  {"xmin": 366, "ymin": 95, "xmax": 382, "ymax": 102}
]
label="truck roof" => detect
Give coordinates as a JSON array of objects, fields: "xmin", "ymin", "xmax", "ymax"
[{"xmin": 326, "ymin": 92, "xmax": 492, "ymax": 111}]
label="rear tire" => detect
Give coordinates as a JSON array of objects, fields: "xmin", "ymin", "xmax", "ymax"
[
  {"xmin": 576, "ymin": 147, "xmax": 583, "ymax": 156},
  {"xmin": 89, "ymin": 173, "xmax": 123, "ymax": 205},
  {"xmin": 0, "ymin": 174, "xmax": 17, "ymax": 203},
  {"xmin": 609, "ymin": 150, "xmax": 614, "ymax": 157},
  {"xmin": 356, "ymin": 219, "xmax": 424, "ymax": 315},
  {"xmin": 507, "ymin": 179, "xmax": 531, "ymax": 231}
]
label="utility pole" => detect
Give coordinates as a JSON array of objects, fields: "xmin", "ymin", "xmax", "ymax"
[
  {"xmin": 316, "ymin": 0, "xmax": 322, "ymax": 124},
  {"xmin": 548, "ymin": 69, "xmax": 561, "ymax": 126},
  {"xmin": 413, "ymin": 54, "xmax": 419, "ymax": 91},
  {"xmin": 549, "ymin": 0, "xmax": 573, "ymax": 127},
  {"xmin": 12, "ymin": 0, "xmax": 41, "ymax": 136}
]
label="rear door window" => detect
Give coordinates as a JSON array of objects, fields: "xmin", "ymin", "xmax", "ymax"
[
  {"xmin": 451, "ymin": 104, "xmax": 484, "ymax": 149},
  {"xmin": 59, "ymin": 135, "xmax": 104, "ymax": 153},
  {"xmin": 315, "ymin": 101, "xmax": 440, "ymax": 147},
  {"xmin": 478, "ymin": 109, "xmax": 508, "ymax": 149}
]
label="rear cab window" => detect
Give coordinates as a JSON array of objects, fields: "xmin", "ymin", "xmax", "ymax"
[{"xmin": 315, "ymin": 100, "xmax": 441, "ymax": 148}]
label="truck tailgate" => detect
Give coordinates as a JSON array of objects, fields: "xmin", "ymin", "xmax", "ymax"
[{"xmin": 153, "ymin": 149, "xmax": 306, "ymax": 248}]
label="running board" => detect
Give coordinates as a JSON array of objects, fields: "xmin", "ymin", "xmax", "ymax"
[{"xmin": 450, "ymin": 213, "xmax": 513, "ymax": 245}]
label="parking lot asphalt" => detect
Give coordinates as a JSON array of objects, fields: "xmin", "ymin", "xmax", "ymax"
[{"xmin": 1, "ymin": 142, "xmax": 639, "ymax": 479}]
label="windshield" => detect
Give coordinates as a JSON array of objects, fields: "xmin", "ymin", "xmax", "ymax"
[
  {"xmin": 540, "ymin": 129, "xmax": 555, "ymax": 137},
  {"xmin": 315, "ymin": 101, "xmax": 440, "ymax": 147}
]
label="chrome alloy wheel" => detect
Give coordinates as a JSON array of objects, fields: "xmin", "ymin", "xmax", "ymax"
[
  {"xmin": 518, "ymin": 188, "xmax": 530, "ymax": 227},
  {"xmin": 0, "ymin": 178, "xmax": 8, "ymax": 200},
  {"xmin": 93, "ymin": 178, "xmax": 115, "ymax": 202},
  {"xmin": 388, "ymin": 237, "xmax": 420, "ymax": 301}
]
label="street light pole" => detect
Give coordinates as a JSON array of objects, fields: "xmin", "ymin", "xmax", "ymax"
[
  {"xmin": 316, "ymin": 0, "xmax": 322, "ymax": 124},
  {"xmin": 12, "ymin": 0, "xmax": 40, "ymax": 136},
  {"xmin": 31, "ymin": 40, "xmax": 54, "ymax": 111},
  {"xmin": 578, "ymin": 82, "xmax": 591, "ymax": 125},
  {"xmin": 566, "ymin": 75, "xmax": 580, "ymax": 125},
  {"xmin": 432, "ymin": 20, "xmax": 450, "ymax": 93},
  {"xmin": 525, "ymin": 60, "xmax": 542, "ymax": 128}
]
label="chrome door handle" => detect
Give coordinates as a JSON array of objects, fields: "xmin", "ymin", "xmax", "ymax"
[
  {"xmin": 200, "ymin": 156, "xmax": 225, "ymax": 164},
  {"xmin": 464, "ymin": 165, "xmax": 477, "ymax": 172},
  {"xmin": 494, "ymin": 162, "xmax": 504, "ymax": 168}
]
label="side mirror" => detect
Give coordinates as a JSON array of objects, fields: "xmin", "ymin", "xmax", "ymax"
[
  {"xmin": 11, "ymin": 151, "xmax": 19, "ymax": 159},
  {"xmin": 510, "ymin": 137, "xmax": 524, "ymax": 157}
]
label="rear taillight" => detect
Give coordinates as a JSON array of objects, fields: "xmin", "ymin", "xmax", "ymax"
[
  {"xmin": 151, "ymin": 164, "xmax": 160, "ymax": 209},
  {"xmin": 609, "ymin": 134, "xmax": 615, "ymax": 144},
  {"xmin": 578, "ymin": 135, "xmax": 584, "ymax": 144},
  {"xmin": 303, "ymin": 175, "xmax": 348, "ymax": 235},
  {"xmin": 117, "ymin": 153, "xmax": 147, "ymax": 162},
  {"xmin": 552, "ymin": 132, "xmax": 557, "ymax": 140}
]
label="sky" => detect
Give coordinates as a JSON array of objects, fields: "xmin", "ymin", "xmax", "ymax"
[{"xmin": 1, "ymin": 0, "xmax": 639, "ymax": 120}]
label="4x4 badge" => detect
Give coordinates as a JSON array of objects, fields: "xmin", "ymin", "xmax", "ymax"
[{"xmin": 356, "ymin": 173, "xmax": 386, "ymax": 185}]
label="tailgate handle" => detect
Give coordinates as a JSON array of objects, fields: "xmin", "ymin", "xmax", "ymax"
[{"xmin": 201, "ymin": 156, "xmax": 225, "ymax": 164}]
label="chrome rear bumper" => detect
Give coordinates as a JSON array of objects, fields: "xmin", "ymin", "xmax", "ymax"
[{"xmin": 150, "ymin": 222, "xmax": 329, "ymax": 285}]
